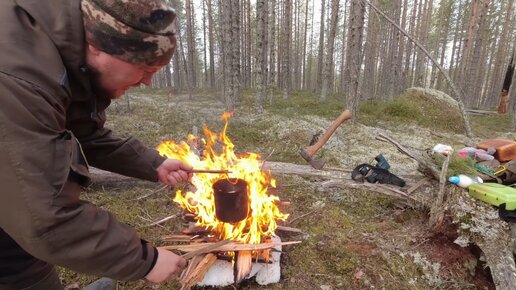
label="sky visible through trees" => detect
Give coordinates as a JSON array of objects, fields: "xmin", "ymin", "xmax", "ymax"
[{"xmin": 153, "ymin": 0, "xmax": 515, "ymax": 121}]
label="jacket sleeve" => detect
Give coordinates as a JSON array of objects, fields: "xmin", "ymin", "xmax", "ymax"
[
  {"xmin": 69, "ymin": 106, "xmax": 166, "ymax": 182},
  {"xmin": 78, "ymin": 127, "xmax": 166, "ymax": 182},
  {"xmin": 0, "ymin": 74, "xmax": 157, "ymax": 281}
]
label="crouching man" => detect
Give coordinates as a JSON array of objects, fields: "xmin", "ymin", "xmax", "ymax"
[{"xmin": 0, "ymin": 0, "xmax": 191, "ymax": 289}]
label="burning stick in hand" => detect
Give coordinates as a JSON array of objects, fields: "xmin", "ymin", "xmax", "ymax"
[{"xmin": 190, "ymin": 169, "xmax": 231, "ymax": 174}]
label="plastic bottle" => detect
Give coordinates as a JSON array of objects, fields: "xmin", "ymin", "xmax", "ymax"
[{"xmin": 448, "ymin": 175, "xmax": 483, "ymax": 188}]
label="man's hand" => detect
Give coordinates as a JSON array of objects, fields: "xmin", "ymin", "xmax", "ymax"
[
  {"xmin": 156, "ymin": 159, "xmax": 193, "ymax": 186},
  {"xmin": 145, "ymin": 248, "xmax": 187, "ymax": 283}
]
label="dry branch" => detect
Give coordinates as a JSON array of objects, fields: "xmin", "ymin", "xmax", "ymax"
[
  {"xmin": 276, "ymin": 225, "xmax": 303, "ymax": 233},
  {"xmin": 321, "ymin": 180, "xmax": 418, "ymax": 204},
  {"xmin": 146, "ymin": 214, "xmax": 178, "ymax": 227},
  {"xmin": 376, "ymin": 133, "xmax": 440, "ymax": 179}
]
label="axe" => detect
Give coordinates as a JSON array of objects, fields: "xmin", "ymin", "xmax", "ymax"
[{"xmin": 299, "ymin": 110, "xmax": 352, "ymax": 169}]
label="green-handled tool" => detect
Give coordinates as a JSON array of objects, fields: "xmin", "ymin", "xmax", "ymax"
[{"xmin": 468, "ymin": 183, "xmax": 516, "ymax": 210}]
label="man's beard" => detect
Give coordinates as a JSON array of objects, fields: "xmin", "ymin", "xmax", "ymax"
[{"xmin": 87, "ymin": 65, "xmax": 119, "ymax": 100}]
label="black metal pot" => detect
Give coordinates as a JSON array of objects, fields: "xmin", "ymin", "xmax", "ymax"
[{"xmin": 212, "ymin": 178, "xmax": 249, "ymax": 223}]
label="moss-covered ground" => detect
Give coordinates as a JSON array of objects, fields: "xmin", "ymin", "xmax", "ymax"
[{"xmin": 57, "ymin": 88, "xmax": 512, "ymax": 289}]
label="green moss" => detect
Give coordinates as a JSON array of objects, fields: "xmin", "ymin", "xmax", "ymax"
[
  {"xmin": 264, "ymin": 90, "xmax": 345, "ymax": 119},
  {"xmin": 358, "ymin": 93, "xmax": 464, "ymax": 133},
  {"xmin": 470, "ymin": 113, "xmax": 513, "ymax": 137}
]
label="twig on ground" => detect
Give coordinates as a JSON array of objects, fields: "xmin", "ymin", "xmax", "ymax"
[
  {"xmin": 276, "ymin": 225, "xmax": 303, "ymax": 233},
  {"xmin": 407, "ymin": 177, "xmax": 430, "ymax": 194},
  {"xmin": 146, "ymin": 214, "xmax": 179, "ymax": 227},
  {"xmin": 287, "ymin": 208, "xmax": 320, "ymax": 225},
  {"xmin": 261, "ymin": 149, "xmax": 275, "ymax": 171},
  {"xmin": 131, "ymin": 184, "xmax": 169, "ymax": 201}
]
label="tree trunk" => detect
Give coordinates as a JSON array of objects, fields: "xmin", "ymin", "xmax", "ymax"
[
  {"xmin": 492, "ymin": 0, "xmax": 515, "ymax": 111},
  {"xmin": 448, "ymin": 0, "xmax": 464, "ymax": 86},
  {"xmin": 301, "ymin": 0, "xmax": 310, "ymax": 90},
  {"xmin": 255, "ymin": 0, "xmax": 269, "ymax": 111},
  {"xmin": 316, "ymin": 0, "xmax": 326, "ymax": 92},
  {"xmin": 221, "ymin": 0, "xmax": 241, "ymax": 111},
  {"xmin": 458, "ymin": 0, "xmax": 489, "ymax": 107},
  {"xmin": 403, "ymin": 0, "xmax": 417, "ymax": 87},
  {"xmin": 320, "ymin": 0, "xmax": 340, "ymax": 101},
  {"xmin": 306, "ymin": 0, "xmax": 315, "ymax": 91},
  {"xmin": 185, "ymin": 0, "xmax": 197, "ymax": 89},
  {"xmin": 361, "ymin": 0, "xmax": 379, "ymax": 100},
  {"xmin": 207, "ymin": 0, "xmax": 216, "ymax": 88},
  {"xmin": 345, "ymin": 0, "xmax": 365, "ymax": 119},
  {"xmin": 499, "ymin": 53, "xmax": 515, "ymax": 114},
  {"xmin": 202, "ymin": 0, "xmax": 208, "ymax": 87},
  {"xmin": 281, "ymin": 0, "xmax": 292, "ymax": 99},
  {"xmin": 268, "ymin": 0, "xmax": 277, "ymax": 89}
]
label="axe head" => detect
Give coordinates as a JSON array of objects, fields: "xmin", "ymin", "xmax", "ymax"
[{"xmin": 299, "ymin": 148, "xmax": 326, "ymax": 169}]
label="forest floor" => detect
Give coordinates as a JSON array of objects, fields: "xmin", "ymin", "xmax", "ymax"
[{"xmin": 58, "ymin": 88, "xmax": 515, "ymax": 289}]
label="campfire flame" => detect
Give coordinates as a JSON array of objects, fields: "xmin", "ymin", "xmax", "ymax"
[{"xmin": 157, "ymin": 113, "xmax": 288, "ymax": 244}]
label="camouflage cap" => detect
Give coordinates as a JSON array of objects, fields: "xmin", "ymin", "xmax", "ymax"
[{"xmin": 81, "ymin": 0, "xmax": 177, "ymax": 66}]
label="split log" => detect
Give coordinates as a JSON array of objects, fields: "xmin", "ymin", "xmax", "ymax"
[
  {"xmin": 181, "ymin": 240, "xmax": 232, "ymax": 260},
  {"xmin": 235, "ymin": 251, "xmax": 253, "ymax": 283},
  {"xmin": 161, "ymin": 234, "xmax": 194, "ymax": 242},
  {"xmin": 180, "ymin": 253, "xmax": 218, "ymax": 290},
  {"xmin": 163, "ymin": 241, "xmax": 301, "ymax": 253}
]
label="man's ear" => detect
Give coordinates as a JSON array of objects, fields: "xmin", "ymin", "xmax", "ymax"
[{"xmin": 87, "ymin": 44, "xmax": 101, "ymax": 56}]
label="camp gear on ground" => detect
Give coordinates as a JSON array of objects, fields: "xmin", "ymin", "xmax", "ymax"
[
  {"xmin": 457, "ymin": 147, "xmax": 494, "ymax": 161},
  {"xmin": 368, "ymin": 154, "xmax": 390, "ymax": 182},
  {"xmin": 449, "ymin": 175, "xmax": 483, "ymax": 188},
  {"xmin": 498, "ymin": 204, "xmax": 516, "ymax": 223},
  {"xmin": 352, "ymin": 163, "xmax": 406, "ymax": 187},
  {"xmin": 432, "ymin": 144, "xmax": 453, "ymax": 156},
  {"xmin": 476, "ymin": 139, "xmax": 516, "ymax": 162},
  {"xmin": 468, "ymin": 183, "xmax": 516, "ymax": 210}
]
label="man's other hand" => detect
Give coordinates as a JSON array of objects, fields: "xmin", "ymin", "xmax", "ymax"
[
  {"xmin": 156, "ymin": 159, "xmax": 193, "ymax": 186},
  {"xmin": 144, "ymin": 248, "xmax": 187, "ymax": 283}
]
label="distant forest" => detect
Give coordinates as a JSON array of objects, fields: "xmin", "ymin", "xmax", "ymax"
[{"xmin": 152, "ymin": 0, "xmax": 515, "ymax": 117}]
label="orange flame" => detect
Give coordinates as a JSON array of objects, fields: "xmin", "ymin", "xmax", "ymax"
[{"xmin": 157, "ymin": 113, "xmax": 288, "ymax": 244}]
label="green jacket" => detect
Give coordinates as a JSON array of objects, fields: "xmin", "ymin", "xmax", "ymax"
[{"xmin": 0, "ymin": 0, "xmax": 166, "ymax": 281}]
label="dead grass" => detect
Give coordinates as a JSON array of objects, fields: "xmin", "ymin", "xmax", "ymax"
[{"xmin": 56, "ymin": 88, "xmax": 510, "ymax": 289}]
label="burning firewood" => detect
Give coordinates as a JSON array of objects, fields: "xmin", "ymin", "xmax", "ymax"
[
  {"xmin": 180, "ymin": 240, "xmax": 232, "ymax": 260},
  {"xmin": 234, "ymin": 251, "xmax": 253, "ymax": 283},
  {"xmin": 180, "ymin": 253, "xmax": 218, "ymax": 290},
  {"xmin": 164, "ymin": 240, "xmax": 300, "ymax": 253}
]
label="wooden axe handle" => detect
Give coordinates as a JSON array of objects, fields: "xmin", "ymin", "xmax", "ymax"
[{"xmin": 304, "ymin": 110, "xmax": 352, "ymax": 157}]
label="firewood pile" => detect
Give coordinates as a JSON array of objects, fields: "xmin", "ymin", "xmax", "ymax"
[{"xmin": 162, "ymin": 222, "xmax": 301, "ymax": 289}]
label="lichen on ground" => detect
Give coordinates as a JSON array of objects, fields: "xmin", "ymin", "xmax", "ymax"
[{"xmin": 56, "ymin": 88, "xmax": 513, "ymax": 289}]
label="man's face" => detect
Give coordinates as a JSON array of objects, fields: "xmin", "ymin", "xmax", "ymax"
[{"xmin": 86, "ymin": 45, "xmax": 162, "ymax": 99}]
